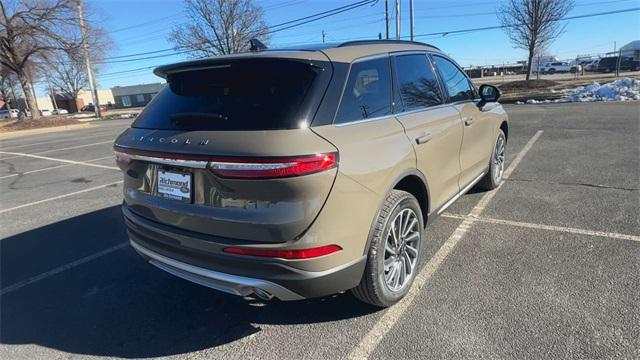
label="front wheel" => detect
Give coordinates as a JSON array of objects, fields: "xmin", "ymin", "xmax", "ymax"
[
  {"xmin": 477, "ymin": 129, "xmax": 506, "ymax": 191},
  {"xmin": 351, "ymin": 190, "xmax": 424, "ymax": 307}
]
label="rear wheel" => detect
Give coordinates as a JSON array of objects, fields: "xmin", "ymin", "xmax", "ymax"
[
  {"xmin": 351, "ymin": 190, "xmax": 423, "ymax": 307},
  {"xmin": 477, "ymin": 129, "xmax": 506, "ymax": 191}
]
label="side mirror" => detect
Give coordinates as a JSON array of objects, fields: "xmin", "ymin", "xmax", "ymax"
[{"xmin": 479, "ymin": 84, "xmax": 501, "ymax": 103}]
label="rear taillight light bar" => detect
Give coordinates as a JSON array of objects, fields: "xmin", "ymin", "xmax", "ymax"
[
  {"xmin": 223, "ymin": 244, "xmax": 342, "ymax": 259},
  {"xmin": 113, "ymin": 145, "xmax": 338, "ymax": 179}
]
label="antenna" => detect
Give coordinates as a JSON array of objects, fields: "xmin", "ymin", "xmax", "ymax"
[{"xmin": 249, "ymin": 39, "xmax": 268, "ymax": 52}]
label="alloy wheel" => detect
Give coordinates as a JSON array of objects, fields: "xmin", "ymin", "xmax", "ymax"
[
  {"xmin": 493, "ymin": 134, "xmax": 505, "ymax": 183},
  {"xmin": 383, "ymin": 208, "xmax": 420, "ymax": 292}
]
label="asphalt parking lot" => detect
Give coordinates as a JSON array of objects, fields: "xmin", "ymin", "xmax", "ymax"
[{"xmin": 1, "ymin": 102, "xmax": 638, "ymax": 359}]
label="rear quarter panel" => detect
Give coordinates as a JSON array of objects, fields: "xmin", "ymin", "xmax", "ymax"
[{"xmin": 306, "ymin": 117, "xmax": 417, "ymax": 269}]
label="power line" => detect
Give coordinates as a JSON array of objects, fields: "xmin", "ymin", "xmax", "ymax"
[
  {"xmin": 109, "ymin": 15, "xmax": 176, "ymax": 33},
  {"xmin": 97, "ymin": 5, "xmax": 638, "ymax": 76},
  {"xmin": 410, "ymin": 7, "xmax": 640, "ymax": 38},
  {"xmin": 96, "ymin": 0, "xmax": 377, "ymax": 64}
]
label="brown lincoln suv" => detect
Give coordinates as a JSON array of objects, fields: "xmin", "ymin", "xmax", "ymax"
[{"xmin": 114, "ymin": 40, "xmax": 508, "ymax": 307}]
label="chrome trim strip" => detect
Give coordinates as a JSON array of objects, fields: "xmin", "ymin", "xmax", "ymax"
[
  {"xmin": 334, "ymin": 103, "xmax": 455, "ymax": 127},
  {"xmin": 115, "ymin": 151, "xmax": 209, "ymax": 169},
  {"xmin": 334, "ymin": 114, "xmax": 396, "ymax": 127},
  {"xmin": 130, "ymin": 240, "xmax": 305, "ymax": 301},
  {"xmin": 436, "ymin": 171, "xmax": 486, "ymax": 215}
]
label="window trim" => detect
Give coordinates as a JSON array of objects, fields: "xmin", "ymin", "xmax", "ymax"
[
  {"xmin": 332, "ymin": 53, "xmax": 394, "ymax": 126},
  {"xmin": 429, "ymin": 53, "xmax": 478, "ymax": 105}
]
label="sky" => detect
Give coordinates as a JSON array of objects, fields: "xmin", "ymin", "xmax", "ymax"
[{"xmin": 40, "ymin": 0, "xmax": 640, "ymax": 94}]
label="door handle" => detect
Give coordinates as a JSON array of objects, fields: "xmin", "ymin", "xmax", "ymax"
[
  {"xmin": 464, "ymin": 117, "xmax": 474, "ymax": 126},
  {"xmin": 415, "ymin": 132, "xmax": 432, "ymax": 144}
]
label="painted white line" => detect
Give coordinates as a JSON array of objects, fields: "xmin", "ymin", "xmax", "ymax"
[
  {"xmin": 0, "ymin": 243, "xmax": 128, "ymax": 296},
  {"xmin": 0, "ymin": 151, "xmax": 118, "ymax": 170},
  {"xmin": 0, "ymin": 140, "xmax": 114, "ymax": 160},
  {"xmin": 348, "ymin": 130, "xmax": 544, "ymax": 360},
  {"xmin": 442, "ymin": 213, "xmax": 640, "ymax": 242},
  {"xmin": 0, "ymin": 133, "xmax": 116, "ymax": 151},
  {"xmin": 0, "ymin": 156, "xmax": 114, "ymax": 179},
  {"xmin": 0, "ymin": 180, "xmax": 123, "ymax": 214}
]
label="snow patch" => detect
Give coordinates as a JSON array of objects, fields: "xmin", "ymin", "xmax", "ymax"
[{"xmin": 515, "ymin": 78, "xmax": 640, "ymax": 104}]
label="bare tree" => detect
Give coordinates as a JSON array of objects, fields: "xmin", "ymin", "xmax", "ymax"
[
  {"xmin": 43, "ymin": 26, "xmax": 110, "ymax": 105},
  {"xmin": 0, "ymin": 65, "xmax": 18, "ymax": 111},
  {"xmin": 0, "ymin": 0, "xmax": 80, "ymax": 119},
  {"xmin": 169, "ymin": 0, "xmax": 270, "ymax": 57},
  {"xmin": 498, "ymin": 0, "xmax": 573, "ymax": 81}
]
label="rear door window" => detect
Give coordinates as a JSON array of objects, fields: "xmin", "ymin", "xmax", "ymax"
[
  {"xmin": 394, "ymin": 54, "xmax": 443, "ymax": 111},
  {"xmin": 132, "ymin": 58, "xmax": 324, "ymax": 131},
  {"xmin": 335, "ymin": 57, "xmax": 392, "ymax": 124},
  {"xmin": 432, "ymin": 55, "xmax": 475, "ymax": 103}
]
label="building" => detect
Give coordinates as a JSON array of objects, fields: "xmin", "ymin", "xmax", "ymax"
[
  {"xmin": 78, "ymin": 89, "xmax": 115, "ymax": 108},
  {"xmin": 620, "ymin": 40, "xmax": 640, "ymax": 60},
  {"xmin": 111, "ymin": 83, "xmax": 164, "ymax": 108}
]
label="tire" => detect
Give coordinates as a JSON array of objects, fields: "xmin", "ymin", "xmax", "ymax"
[
  {"xmin": 351, "ymin": 190, "xmax": 424, "ymax": 307},
  {"xmin": 477, "ymin": 129, "xmax": 506, "ymax": 191},
  {"xmin": 548, "ymin": 68, "xmax": 556, "ymax": 74}
]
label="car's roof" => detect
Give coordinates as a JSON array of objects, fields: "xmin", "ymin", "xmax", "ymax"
[{"xmin": 154, "ymin": 40, "xmax": 442, "ymax": 78}]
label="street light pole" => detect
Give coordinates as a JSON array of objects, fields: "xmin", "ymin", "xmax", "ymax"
[
  {"xmin": 76, "ymin": 0, "xmax": 101, "ymax": 119},
  {"xmin": 385, "ymin": 0, "xmax": 390, "ymax": 40},
  {"xmin": 395, "ymin": 0, "xmax": 400, "ymax": 40},
  {"xmin": 409, "ymin": 0, "xmax": 414, "ymax": 41}
]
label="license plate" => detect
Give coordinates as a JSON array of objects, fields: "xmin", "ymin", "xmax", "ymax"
[{"xmin": 157, "ymin": 170, "xmax": 192, "ymax": 202}]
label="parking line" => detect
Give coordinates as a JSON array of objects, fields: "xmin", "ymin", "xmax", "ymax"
[
  {"xmin": 0, "ymin": 151, "xmax": 118, "ymax": 170},
  {"xmin": 0, "ymin": 243, "xmax": 129, "ymax": 296},
  {"xmin": 0, "ymin": 180, "xmax": 123, "ymax": 214},
  {"xmin": 0, "ymin": 133, "xmax": 117, "ymax": 151},
  {"xmin": 441, "ymin": 213, "xmax": 640, "ymax": 242},
  {"xmin": 0, "ymin": 140, "xmax": 114, "ymax": 160},
  {"xmin": 348, "ymin": 130, "xmax": 544, "ymax": 360},
  {"xmin": 0, "ymin": 156, "xmax": 114, "ymax": 179}
]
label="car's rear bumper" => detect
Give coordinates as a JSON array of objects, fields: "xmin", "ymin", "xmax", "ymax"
[{"xmin": 123, "ymin": 204, "xmax": 366, "ymax": 300}]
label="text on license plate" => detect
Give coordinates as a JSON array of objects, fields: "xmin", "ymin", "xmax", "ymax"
[{"xmin": 157, "ymin": 170, "xmax": 192, "ymax": 201}]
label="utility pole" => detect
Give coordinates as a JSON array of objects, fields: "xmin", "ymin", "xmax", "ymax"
[
  {"xmin": 322, "ymin": 30, "xmax": 326, "ymax": 44},
  {"xmin": 395, "ymin": 0, "xmax": 400, "ymax": 40},
  {"xmin": 409, "ymin": 0, "xmax": 414, "ymax": 41},
  {"xmin": 46, "ymin": 76, "xmax": 58, "ymax": 111},
  {"xmin": 385, "ymin": 0, "xmax": 390, "ymax": 40},
  {"xmin": 76, "ymin": 0, "xmax": 101, "ymax": 119}
]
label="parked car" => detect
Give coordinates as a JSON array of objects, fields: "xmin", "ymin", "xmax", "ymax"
[
  {"xmin": 585, "ymin": 59, "xmax": 599, "ymax": 71},
  {"xmin": 0, "ymin": 108, "xmax": 31, "ymax": 119},
  {"xmin": 541, "ymin": 61, "xmax": 572, "ymax": 74},
  {"xmin": 596, "ymin": 56, "xmax": 640, "ymax": 72},
  {"xmin": 40, "ymin": 109, "xmax": 53, "ymax": 116},
  {"xmin": 114, "ymin": 40, "xmax": 509, "ymax": 307},
  {"xmin": 52, "ymin": 109, "xmax": 69, "ymax": 115},
  {"xmin": 81, "ymin": 104, "xmax": 107, "ymax": 112},
  {"xmin": 0, "ymin": 109, "xmax": 19, "ymax": 119}
]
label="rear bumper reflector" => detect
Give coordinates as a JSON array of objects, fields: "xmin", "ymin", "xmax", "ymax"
[{"xmin": 223, "ymin": 244, "xmax": 342, "ymax": 259}]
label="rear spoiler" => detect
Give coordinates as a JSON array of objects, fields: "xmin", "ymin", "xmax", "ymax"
[{"xmin": 155, "ymin": 39, "xmax": 268, "ymax": 78}]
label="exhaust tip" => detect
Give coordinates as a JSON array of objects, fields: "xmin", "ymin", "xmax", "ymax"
[{"xmin": 253, "ymin": 288, "xmax": 274, "ymax": 301}]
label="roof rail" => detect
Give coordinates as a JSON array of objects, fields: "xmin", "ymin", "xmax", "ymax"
[{"xmin": 337, "ymin": 39, "xmax": 440, "ymax": 50}]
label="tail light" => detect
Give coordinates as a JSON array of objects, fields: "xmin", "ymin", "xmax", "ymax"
[
  {"xmin": 223, "ymin": 244, "xmax": 342, "ymax": 259},
  {"xmin": 209, "ymin": 153, "xmax": 338, "ymax": 179},
  {"xmin": 113, "ymin": 146, "xmax": 338, "ymax": 179}
]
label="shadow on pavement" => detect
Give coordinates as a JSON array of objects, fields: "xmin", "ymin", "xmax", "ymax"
[{"xmin": 1, "ymin": 206, "xmax": 379, "ymax": 358}]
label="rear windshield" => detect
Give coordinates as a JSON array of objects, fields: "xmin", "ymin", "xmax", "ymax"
[{"xmin": 132, "ymin": 59, "xmax": 323, "ymax": 131}]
